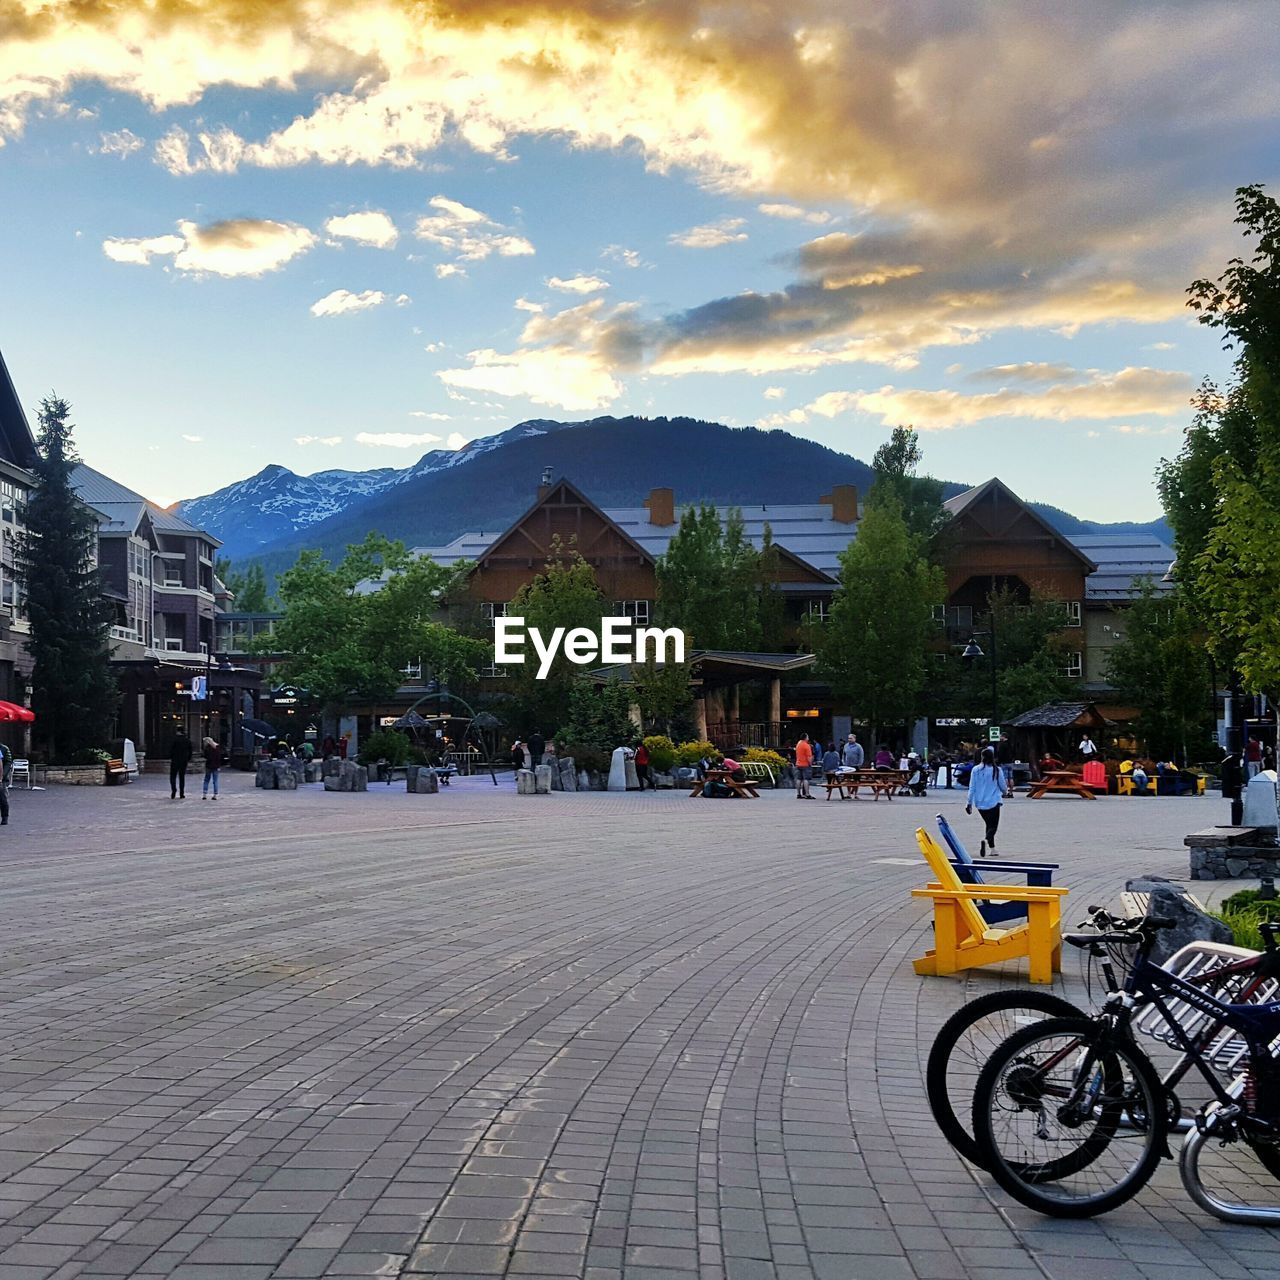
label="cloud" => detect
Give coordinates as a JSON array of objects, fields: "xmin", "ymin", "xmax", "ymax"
[
  {"xmin": 1144, "ymin": 341, "xmax": 1177, "ymax": 351},
  {"xmin": 181, "ymin": 434, "xmax": 203, "ymax": 443},
  {"xmin": 309, "ymin": 288, "xmax": 390, "ymax": 316},
  {"xmin": 547, "ymin": 274, "xmax": 608, "ymax": 294},
  {"xmin": 763, "ymin": 386, "xmax": 786, "ymax": 400},
  {"xmin": 514, "ymin": 297, "xmax": 543, "ymax": 312},
  {"xmin": 967, "ymin": 362, "xmax": 1081, "ymax": 385},
  {"xmin": 669, "ymin": 217, "xmax": 748, "ymax": 249},
  {"xmin": 154, "ymin": 125, "xmax": 244, "ymax": 175},
  {"xmin": 758, "ymin": 202, "xmax": 831, "ymax": 224},
  {"xmin": 295, "ymin": 435, "xmax": 344, "ymax": 446},
  {"xmin": 97, "ymin": 128, "xmax": 144, "ymax": 157},
  {"xmin": 435, "ymin": 263, "xmax": 466, "ymax": 279},
  {"xmin": 602, "ymin": 245, "xmax": 644, "ymax": 268},
  {"xmin": 446, "ymin": 432, "xmax": 469, "ymax": 449},
  {"xmin": 103, "ymin": 218, "xmax": 315, "ymax": 277},
  {"xmin": 324, "ymin": 210, "xmax": 399, "ymax": 249},
  {"xmin": 409, "ymin": 410, "xmax": 451, "ymax": 420},
  {"xmin": 414, "ymin": 196, "xmax": 533, "ymax": 263},
  {"xmin": 766, "ymin": 366, "xmax": 1193, "ymax": 431},
  {"xmin": 355, "ymin": 431, "xmax": 443, "ymax": 447}
]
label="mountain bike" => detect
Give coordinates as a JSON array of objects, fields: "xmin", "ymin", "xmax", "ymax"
[
  {"xmin": 969, "ymin": 913, "xmax": 1280, "ymax": 1219},
  {"xmin": 927, "ymin": 906, "xmax": 1279, "ymax": 1168}
]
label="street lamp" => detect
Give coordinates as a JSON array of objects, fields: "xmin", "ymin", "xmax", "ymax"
[{"xmin": 961, "ymin": 620, "xmax": 999, "ymax": 738}]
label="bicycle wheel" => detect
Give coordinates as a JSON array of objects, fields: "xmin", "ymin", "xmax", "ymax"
[
  {"xmin": 927, "ymin": 989, "xmax": 1081, "ymax": 1166},
  {"xmin": 972, "ymin": 1017, "xmax": 1168, "ymax": 1217}
]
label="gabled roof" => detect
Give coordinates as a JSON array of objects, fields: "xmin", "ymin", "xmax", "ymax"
[
  {"xmin": 0, "ymin": 347, "xmax": 38, "ymax": 472},
  {"xmin": 476, "ymin": 477, "xmax": 656, "ymax": 569},
  {"xmin": 945, "ymin": 478, "xmax": 1098, "ymax": 574},
  {"xmin": 71, "ymin": 463, "xmax": 220, "ymax": 546},
  {"xmin": 1007, "ymin": 701, "xmax": 1114, "ymax": 729}
]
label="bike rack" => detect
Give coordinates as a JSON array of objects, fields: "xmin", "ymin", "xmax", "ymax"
[{"xmin": 1180, "ymin": 1097, "xmax": 1280, "ymax": 1226}]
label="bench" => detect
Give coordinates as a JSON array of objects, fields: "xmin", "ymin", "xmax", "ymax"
[
  {"xmin": 936, "ymin": 813, "xmax": 1059, "ymax": 926},
  {"xmin": 848, "ymin": 769, "xmax": 908, "ymax": 800},
  {"xmin": 911, "ymin": 827, "xmax": 1067, "ymax": 984},
  {"xmin": 1120, "ymin": 887, "xmax": 1207, "ymax": 918},
  {"xmin": 105, "ymin": 758, "xmax": 130, "ymax": 785},
  {"xmin": 689, "ymin": 769, "xmax": 759, "ymax": 799}
]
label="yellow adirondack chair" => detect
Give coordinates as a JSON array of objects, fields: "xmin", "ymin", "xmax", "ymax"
[{"xmin": 911, "ymin": 828, "xmax": 1067, "ymax": 984}]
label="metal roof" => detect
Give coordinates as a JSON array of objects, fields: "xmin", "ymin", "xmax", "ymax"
[
  {"xmin": 1067, "ymin": 534, "xmax": 1174, "ymax": 600},
  {"xmin": 71, "ymin": 464, "xmax": 218, "ymax": 544}
]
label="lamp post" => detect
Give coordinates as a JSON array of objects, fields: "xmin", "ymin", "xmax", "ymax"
[{"xmin": 961, "ymin": 618, "xmax": 999, "ymax": 738}]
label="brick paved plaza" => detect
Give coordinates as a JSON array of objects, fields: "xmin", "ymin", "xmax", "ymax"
[{"xmin": 0, "ymin": 774, "xmax": 1276, "ymax": 1280}]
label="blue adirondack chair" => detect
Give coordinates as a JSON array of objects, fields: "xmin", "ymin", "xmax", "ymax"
[{"xmin": 936, "ymin": 813, "xmax": 1059, "ymax": 925}]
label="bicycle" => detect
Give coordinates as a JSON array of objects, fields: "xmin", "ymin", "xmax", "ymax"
[
  {"xmin": 968, "ymin": 913, "xmax": 1280, "ymax": 1219},
  {"xmin": 926, "ymin": 906, "xmax": 1279, "ymax": 1168}
]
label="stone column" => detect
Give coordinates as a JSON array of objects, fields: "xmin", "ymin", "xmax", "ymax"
[
  {"xmin": 694, "ymin": 697, "xmax": 708, "ymax": 741},
  {"xmin": 769, "ymin": 677, "xmax": 781, "ymax": 728}
]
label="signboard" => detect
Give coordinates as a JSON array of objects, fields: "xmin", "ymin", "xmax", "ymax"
[
  {"xmin": 936, "ymin": 717, "xmax": 990, "ymax": 727},
  {"xmin": 379, "ymin": 716, "xmax": 398, "ymax": 727},
  {"xmin": 988, "ymin": 726, "xmax": 1002, "ymax": 742},
  {"xmin": 190, "ymin": 675, "xmax": 207, "ymax": 702}
]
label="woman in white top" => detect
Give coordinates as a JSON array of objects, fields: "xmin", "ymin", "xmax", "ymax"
[
  {"xmin": 1079, "ymin": 733, "xmax": 1097, "ymax": 759},
  {"xmin": 966, "ymin": 747, "xmax": 1005, "ymax": 857}
]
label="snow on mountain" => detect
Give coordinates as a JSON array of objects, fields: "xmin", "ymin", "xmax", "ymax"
[{"xmin": 173, "ymin": 419, "xmax": 572, "ymax": 559}]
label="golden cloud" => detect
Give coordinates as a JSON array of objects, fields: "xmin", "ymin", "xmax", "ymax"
[
  {"xmin": 669, "ymin": 218, "xmax": 748, "ymax": 249},
  {"xmin": 414, "ymin": 196, "xmax": 534, "ymax": 262},
  {"xmin": 103, "ymin": 218, "xmax": 315, "ymax": 276}
]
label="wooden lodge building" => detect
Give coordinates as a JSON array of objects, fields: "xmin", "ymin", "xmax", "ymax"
[{"xmin": 395, "ymin": 472, "xmax": 1174, "ymax": 750}]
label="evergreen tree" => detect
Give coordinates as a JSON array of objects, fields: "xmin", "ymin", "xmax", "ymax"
[
  {"xmin": 870, "ymin": 426, "xmax": 948, "ymax": 545},
  {"xmin": 816, "ymin": 493, "xmax": 945, "ymax": 735},
  {"xmin": 219, "ymin": 560, "xmax": 273, "ymax": 611},
  {"xmin": 15, "ymin": 396, "xmax": 117, "ymax": 760}
]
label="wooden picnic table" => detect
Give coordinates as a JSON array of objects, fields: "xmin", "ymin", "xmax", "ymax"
[
  {"xmin": 823, "ymin": 769, "xmax": 909, "ymax": 800},
  {"xmin": 689, "ymin": 768, "xmax": 760, "ymax": 799},
  {"xmin": 1028, "ymin": 768, "xmax": 1097, "ymax": 799}
]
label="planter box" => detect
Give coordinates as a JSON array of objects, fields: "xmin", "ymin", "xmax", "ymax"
[{"xmin": 36, "ymin": 764, "xmax": 106, "ymax": 786}]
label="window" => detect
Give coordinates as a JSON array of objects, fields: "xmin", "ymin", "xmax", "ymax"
[
  {"xmin": 479, "ymin": 603, "xmax": 510, "ymax": 677},
  {"xmin": 805, "ymin": 599, "xmax": 830, "ymax": 624},
  {"xmin": 1060, "ymin": 651, "xmax": 1083, "ymax": 678},
  {"xmin": 611, "ymin": 599, "xmax": 651, "ymax": 625},
  {"xmin": 947, "ymin": 605, "xmax": 974, "ymax": 632},
  {"xmin": 1063, "ymin": 601, "xmax": 1082, "ymax": 628},
  {"xmin": 1, "ymin": 579, "xmax": 13, "ymax": 609},
  {"xmin": 480, "ymin": 601, "xmax": 508, "ymax": 621},
  {"xmin": 931, "ymin": 604, "xmax": 946, "ymax": 626}
]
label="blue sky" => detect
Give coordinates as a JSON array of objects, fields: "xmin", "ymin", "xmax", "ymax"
[{"xmin": 1, "ymin": 0, "xmax": 1276, "ymax": 518}]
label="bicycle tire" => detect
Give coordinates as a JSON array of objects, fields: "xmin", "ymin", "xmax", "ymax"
[
  {"xmin": 972, "ymin": 1017, "xmax": 1168, "ymax": 1218},
  {"xmin": 927, "ymin": 989, "xmax": 1081, "ymax": 1166}
]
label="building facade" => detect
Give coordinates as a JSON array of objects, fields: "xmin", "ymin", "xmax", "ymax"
[{"xmin": 0, "ymin": 350, "xmax": 37, "ymax": 753}]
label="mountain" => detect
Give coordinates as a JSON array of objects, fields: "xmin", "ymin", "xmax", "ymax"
[
  {"xmin": 175, "ymin": 415, "xmax": 1172, "ymax": 576},
  {"xmin": 175, "ymin": 419, "xmax": 577, "ymax": 555}
]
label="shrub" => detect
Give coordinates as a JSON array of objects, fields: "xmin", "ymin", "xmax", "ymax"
[
  {"xmin": 356, "ymin": 729, "xmax": 411, "ymax": 766},
  {"xmin": 742, "ymin": 747, "xmax": 787, "ymax": 772},
  {"xmin": 558, "ymin": 743, "xmax": 611, "ymax": 775},
  {"xmin": 70, "ymin": 747, "xmax": 112, "ymax": 766},
  {"xmin": 1212, "ymin": 888, "xmax": 1280, "ymax": 951},
  {"xmin": 642, "ymin": 735, "xmax": 677, "ymax": 773},
  {"xmin": 675, "ymin": 739, "xmax": 722, "ymax": 768}
]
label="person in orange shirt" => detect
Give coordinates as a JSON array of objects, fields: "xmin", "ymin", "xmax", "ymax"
[{"xmin": 794, "ymin": 733, "xmax": 815, "ymax": 799}]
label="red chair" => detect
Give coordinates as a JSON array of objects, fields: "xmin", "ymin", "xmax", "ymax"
[{"xmin": 1081, "ymin": 759, "xmax": 1107, "ymax": 792}]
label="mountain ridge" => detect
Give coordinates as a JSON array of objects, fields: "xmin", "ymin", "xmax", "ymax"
[{"xmin": 174, "ymin": 415, "xmax": 1172, "ymax": 577}]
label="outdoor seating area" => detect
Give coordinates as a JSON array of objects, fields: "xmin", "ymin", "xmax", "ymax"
[{"xmin": 690, "ymin": 767, "xmax": 760, "ymax": 799}]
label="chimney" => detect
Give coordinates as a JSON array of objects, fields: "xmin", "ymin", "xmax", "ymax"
[
  {"xmin": 643, "ymin": 486, "xmax": 676, "ymax": 527},
  {"xmin": 537, "ymin": 466, "xmax": 554, "ymax": 501},
  {"xmin": 820, "ymin": 484, "xmax": 858, "ymax": 524}
]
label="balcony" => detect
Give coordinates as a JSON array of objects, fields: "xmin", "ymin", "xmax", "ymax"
[{"xmin": 110, "ymin": 626, "xmax": 142, "ymax": 643}]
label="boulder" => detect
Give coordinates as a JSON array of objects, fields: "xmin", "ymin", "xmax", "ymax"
[
  {"xmin": 549, "ymin": 761, "xmax": 563, "ymax": 790},
  {"xmin": 1125, "ymin": 876, "xmax": 1233, "ymax": 965},
  {"xmin": 578, "ymin": 770, "xmax": 591, "ymax": 792},
  {"xmin": 276, "ymin": 769, "xmax": 298, "ymax": 791},
  {"xmin": 654, "ymin": 771, "xmax": 675, "ymax": 789},
  {"xmin": 559, "ymin": 758, "xmax": 578, "ymax": 792},
  {"xmin": 406, "ymin": 765, "xmax": 439, "ymax": 794},
  {"xmin": 321, "ymin": 756, "xmax": 341, "ymax": 777},
  {"xmin": 255, "ymin": 761, "xmax": 276, "ymax": 789},
  {"xmin": 535, "ymin": 764, "xmax": 553, "ymax": 794},
  {"xmin": 516, "ymin": 768, "xmax": 538, "ymax": 795},
  {"xmin": 303, "ymin": 761, "xmax": 321, "ymax": 783},
  {"xmin": 323, "ymin": 773, "xmax": 341, "ymax": 791}
]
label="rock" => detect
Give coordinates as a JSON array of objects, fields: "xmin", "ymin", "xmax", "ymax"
[
  {"xmin": 559, "ymin": 759, "xmax": 578, "ymax": 792},
  {"xmin": 323, "ymin": 774, "xmax": 340, "ymax": 791},
  {"xmin": 517, "ymin": 768, "xmax": 538, "ymax": 795},
  {"xmin": 277, "ymin": 770, "xmax": 298, "ymax": 790},
  {"xmin": 321, "ymin": 755, "xmax": 341, "ymax": 777},
  {"xmin": 535, "ymin": 764, "xmax": 553, "ymax": 794},
  {"xmin": 255, "ymin": 761, "xmax": 275, "ymax": 789},
  {"xmin": 406, "ymin": 765, "xmax": 439, "ymax": 794},
  {"xmin": 304, "ymin": 761, "xmax": 321, "ymax": 783},
  {"xmin": 1125, "ymin": 876, "xmax": 1233, "ymax": 965},
  {"xmin": 578, "ymin": 770, "xmax": 591, "ymax": 791},
  {"xmin": 549, "ymin": 761, "xmax": 563, "ymax": 790},
  {"xmin": 624, "ymin": 758, "xmax": 640, "ymax": 790},
  {"xmin": 654, "ymin": 771, "xmax": 675, "ymax": 789},
  {"xmin": 607, "ymin": 747, "xmax": 628, "ymax": 792}
]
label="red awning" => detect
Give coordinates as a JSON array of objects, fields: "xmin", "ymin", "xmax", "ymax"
[{"xmin": 0, "ymin": 700, "xmax": 35, "ymax": 722}]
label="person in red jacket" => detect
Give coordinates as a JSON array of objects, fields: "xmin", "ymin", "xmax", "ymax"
[
  {"xmin": 634, "ymin": 741, "xmax": 651, "ymax": 790},
  {"xmin": 794, "ymin": 734, "xmax": 815, "ymax": 799}
]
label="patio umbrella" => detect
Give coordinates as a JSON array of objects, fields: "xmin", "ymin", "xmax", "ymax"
[
  {"xmin": 392, "ymin": 710, "xmax": 431, "ymax": 730},
  {"xmin": 0, "ymin": 700, "xmax": 35, "ymax": 722},
  {"xmin": 240, "ymin": 717, "xmax": 276, "ymax": 738}
]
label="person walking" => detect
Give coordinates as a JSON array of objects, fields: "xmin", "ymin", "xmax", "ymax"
[
  {"xmin": 170, "ymin": 729, "xmax": 192, "ymax": 799},
  {"xmin": 965, "ymin": 746, "xmax": 1005, "ymax": 857},
  {"xmin": 201, "ymin": 737, "xmax": 223, "ymax": 800},
  {"xmin": 527, "ymin": 730, "xmax": 545, "ymax": 768},
  {"xmin": 1078, "ymin": 732, "xmax": 1097, "ymax": 762},
  {"xmin": 794, "ymin": 734, "xmax": 815, "ymax": 799},
  {"xmin": 842, "ymin": 734, "xmax": 864, "ymax": 769},
  {"xmin": 634, "ymin": 740, "xmax": 651, "ymax": 791},
  {"xmin": 0, "ymin": 740, "xmax": 11, "ymax": 825}
]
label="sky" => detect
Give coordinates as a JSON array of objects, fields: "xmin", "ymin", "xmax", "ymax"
[{"xmin": 1, "ymin": 1, "xmax": 1277, "ymax": 518}]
